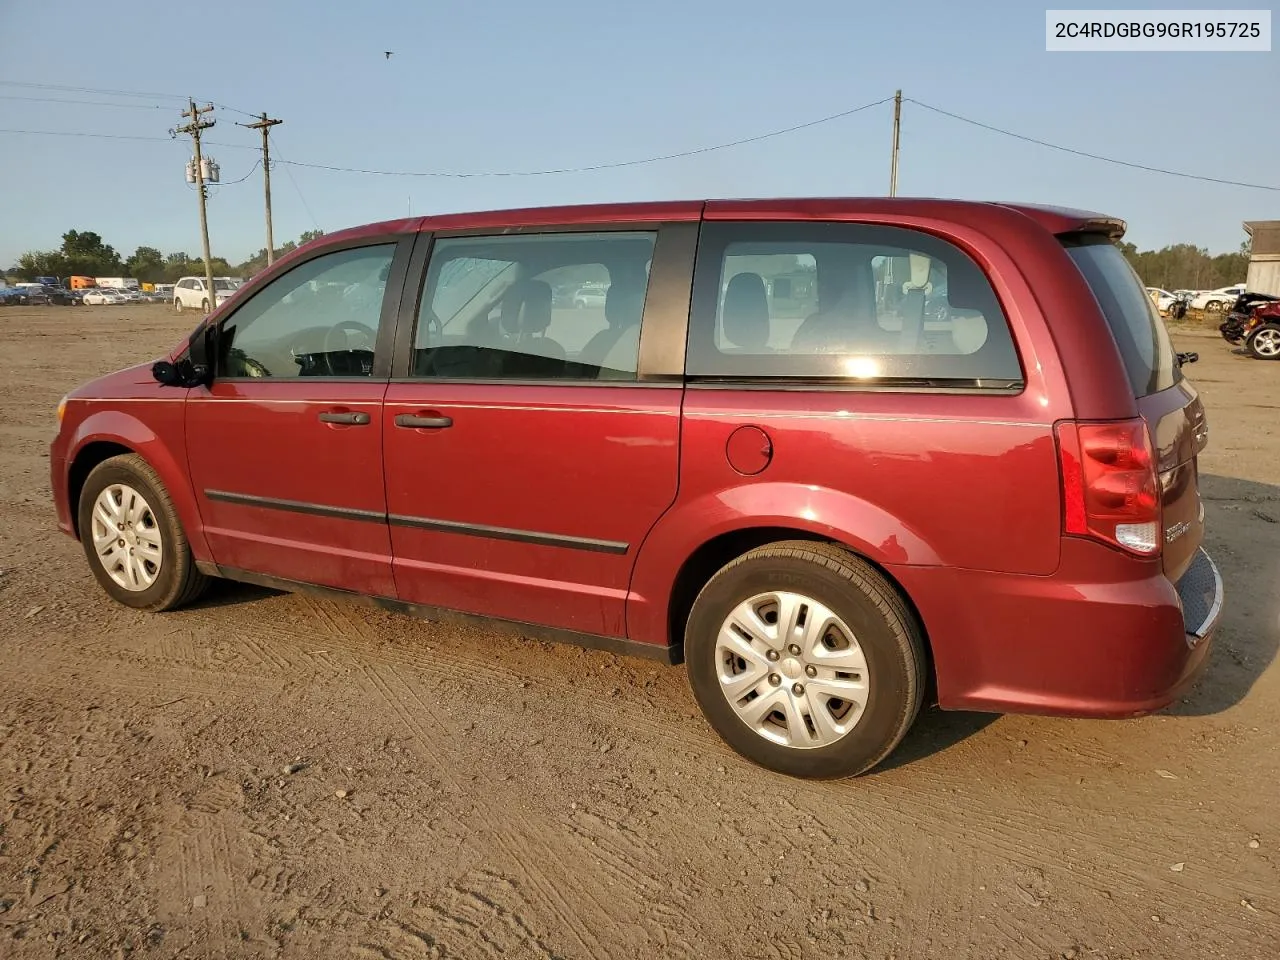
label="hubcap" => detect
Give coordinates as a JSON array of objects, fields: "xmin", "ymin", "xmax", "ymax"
[
  {"xmin": 90, "ymin": 484, "xmax": 163, "ymax": 591},
  {"xmin": 1254, "ymin": 329, "xmax": 1280, "ymax": 356},
  {"xmin": 715, "ymin": 591, "xmax": 869, "ymax": 749}
]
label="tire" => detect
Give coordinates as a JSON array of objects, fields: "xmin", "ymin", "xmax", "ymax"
[
  {"xmin": 1247, "ymin": 323, "xmax": 1280, "ymax": 360},
  {"xmin": 201, "ymin": 299, "xmax": 210, "ymax": 313},
  {"xmin": 685, "ymin": 541, "xmax": 926, "ymax": 779},
  {"xmin": 1204, "ymin": 300, "xmax": 1223, "ymax": 314},
  {"xmin": 174, "ymin": 298, "xmax": 183, "ymax": 314},
  {"xmin": 77, "ymin": 454, "xmax": 209, "ymax": 612}
]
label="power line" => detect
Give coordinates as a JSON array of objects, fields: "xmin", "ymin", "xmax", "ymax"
[
  {"xmin": 0, "ymin": 94, "xmax": 171, "ymax": 110},
  {"xmin": 905, "ymin": 98, "xmax": 1280, "ymax": 193},
  {"xmin": 0, "ymin": 79, "xmax": 188, "ymax": 101},
  {"xmin": 271, "ymin": 145, "xmax": 323, "ymax": 232},
  {"xmin": 0, "ymin": 128, "xmax": 257, "ymax": 150},
  {"xmin": 270, "ymin": 96, "xmax": 896, "ymax": 178},
  {"xmin": 0, "ymin": 80, "xmax": 260, "ymax": 119},
  {"xmin": 216, "ymin": 158, "xmax": 263, "ymax": 185}
]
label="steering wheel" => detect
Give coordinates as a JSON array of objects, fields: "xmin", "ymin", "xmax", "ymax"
[{"xmin": 322, "ymin": 320, "xmax": 377, "ymax": 374}]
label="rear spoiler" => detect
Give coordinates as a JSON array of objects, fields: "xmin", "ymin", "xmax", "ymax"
[{"xmin": 1057, "ymin": 217, "xmax": 1127, "ymax": 241}]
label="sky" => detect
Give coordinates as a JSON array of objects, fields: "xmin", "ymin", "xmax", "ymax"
[{"xmin": 1, "ymin": 0, "xmax": 1277, "ymax": 268}]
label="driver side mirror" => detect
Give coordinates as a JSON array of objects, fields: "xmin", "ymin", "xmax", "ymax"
[{"xmin": 151, "ymin": 357, "xmax": 211, "ymax": 388}]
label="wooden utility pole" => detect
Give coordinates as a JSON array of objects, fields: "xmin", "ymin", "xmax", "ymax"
[
  {"xmin": 890, "ymin": 89, "xmax": 902, "ymax": 197},
  {"xmin": 239, "ymin": 112, "xmax": 283, "ymax": 265},
  {"xmin": 175, "ymin": 100, "xmax": 218, "ymax": 310}
]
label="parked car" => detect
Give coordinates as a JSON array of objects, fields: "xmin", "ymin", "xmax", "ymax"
[
  {"xmin": 13, "ymin": 283, "xmax": 51, "ymax": 305},
  {"xmin": 572, "ymin": 283, "xmax": 609, "ymax": 309},
  {"xmin": 49, "ymin": 199, "xmax": 1222, "ymax": 780},
  {"xmin": 81, "ymin": 289, "xmax": 128, "ymax": 306},
  {"xmin": 172, "ymin": 276, "xmax": 238, "ymax": 313},
  {"xmin": 1146, "ymin": 287, "xmax": 1178, "ymax": 314},
  {"xmin": 1239, "ymin": 300, "xmax": 1280, "ymax": 360},
  {"xmin": 1219, "ymin": 292, "xmax": 1280, "ymax": 344},
  {"xmin": 1189, "ymin": 284, "xmax": 1246, "ymax": 313}
]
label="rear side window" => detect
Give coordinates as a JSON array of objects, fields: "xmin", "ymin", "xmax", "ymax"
[
  {"xmin": 1064, "ymin": 238, "xmax": 1178, "ymax": 396},
  {"xmin": 686, "ymin": 221, "xmax": 1023, "ymax": 387}
]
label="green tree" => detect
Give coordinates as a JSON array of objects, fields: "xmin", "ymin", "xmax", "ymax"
[
  {"xmin": 298, "ymin": 229, "xmax": 324, "ymax": 245},
  {"xmin": 15, "ymin": 250, "xmax": 69, "ymax": 280},
  {"xmin": 59, "ymin": 229, "xmax": 121, "ymax": 276},
  {"xmin": 125, "ymin": 246, "xmax": 166, "ymax": 283}
]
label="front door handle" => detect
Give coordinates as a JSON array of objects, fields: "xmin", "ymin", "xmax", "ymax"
[
  {"xmin": 319, "ymin": 410, "xmax": 371, "ymax": 425},
  {"xmin": 394, "ymin": 413, "xmax": 453, "ymax": 429}
]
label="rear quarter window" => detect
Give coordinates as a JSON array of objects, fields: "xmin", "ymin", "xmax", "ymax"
[
  {"xmin": 1063, "ymin": 238, "xmax": 1179, "ymax": 397},
  {"xmin": 686, "ymin": 221, "xmax": 1023, "ymax": 388}
]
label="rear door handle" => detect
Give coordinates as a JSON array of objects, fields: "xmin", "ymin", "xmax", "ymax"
[
  {"xmin": 319, "ymin": 411, "xmax": 371, "ymax": 425},
  {"xmin": 395, "ymin": 413, "xmax": 453, "ymax": 429}
]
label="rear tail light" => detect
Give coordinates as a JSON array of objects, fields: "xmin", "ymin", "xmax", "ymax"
[{"xmin": 1055, "ymin": 418, "xmax": 1160, "ymax": 556}]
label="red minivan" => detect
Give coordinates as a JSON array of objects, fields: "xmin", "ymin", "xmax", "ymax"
[{"xmin": 50, "ymin": 199, "xmax": 1222, "ymax": 779}]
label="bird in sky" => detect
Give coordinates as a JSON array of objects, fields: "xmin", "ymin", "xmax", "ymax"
[{"xmin": 384, "ymin": 51, "xmax": 394, "ymax": 59}]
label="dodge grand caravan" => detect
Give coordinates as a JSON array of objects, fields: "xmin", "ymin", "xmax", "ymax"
[{"xmin": 50, "ymin": 199, "xmax": 1223, "ymax": 779}]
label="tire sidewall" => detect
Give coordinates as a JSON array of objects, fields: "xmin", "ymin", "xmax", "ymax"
[
  {"xmin": 686, "ymin": 553, "xmax": 917, "ymax": 779},
  {"xmin": 1248, "ymin": 324, "xmax": 1280, "ymax": 360},
  {"xmin": 77, "ymin": 459, "xmax": 183, "ymax": 609}
]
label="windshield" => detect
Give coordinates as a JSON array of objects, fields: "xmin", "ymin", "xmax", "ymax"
[{"xmin": 1064, "ymin": 237, "xmax": 1178, "ymax": 397}]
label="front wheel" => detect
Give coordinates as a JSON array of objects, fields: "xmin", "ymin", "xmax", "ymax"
[
  {"xmin": 685, "ymin": 541, "xmax": 926, "ymax": 779},
  {"xmin": 77, "ymin": 454, "xmax": 209, "ymax": 611},
  {"xmin": 1204, "ymin": 300, "xmax": 1224, "ymax": 314},
  {"xmin": 1247, "ymin": 323, "xmax": 1280, "ymax": 360},
  {"xmin": 201, "ymin": 299, "xmax": 210, "ymax": 313},
  {"xmin": 174, "ymin": 298, "xmax": 184, "ymax": 314}
]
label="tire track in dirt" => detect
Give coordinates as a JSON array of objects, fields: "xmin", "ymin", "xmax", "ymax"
[{"xmin": 350, "ymin": 657, "xmax": 609, "ymax": 958}]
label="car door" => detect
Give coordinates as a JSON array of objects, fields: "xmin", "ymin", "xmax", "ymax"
[
  {"xmin": 382, "ymin": 222, "xmax": 697, "ymax": 637},
  {"xmin": 185, "ymin": 234, "xmax": 413, "ymax": 597}
]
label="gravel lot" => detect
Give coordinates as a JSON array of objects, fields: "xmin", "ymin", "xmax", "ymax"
[{"xmin": 1, "ymin": 305, "xmax": 1277, "ymax": 959}]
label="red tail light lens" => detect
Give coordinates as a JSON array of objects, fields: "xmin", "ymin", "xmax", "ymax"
[{"xmin": 1055, "ymin": 418, "xmax": 1160, "ymax": 556}]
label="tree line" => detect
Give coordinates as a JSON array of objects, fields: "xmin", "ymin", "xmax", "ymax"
[
  {"xmin": 7, "ymin": 228, "xmax": 1253, "ymax": 293},
  {"xmin": 7, "ymin": 229, "xmax": 325, "ymax": 284},
  {"xmin": 1116, "ymin": 240, "xmax": 1248, "ymax": 291}
]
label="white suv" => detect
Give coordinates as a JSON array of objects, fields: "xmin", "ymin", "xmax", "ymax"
[{"xmin": 173, "ymin": 276, "xmax": 238, "ymax": 313}]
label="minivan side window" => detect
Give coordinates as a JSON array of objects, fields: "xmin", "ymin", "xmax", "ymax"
[
  {"xmin": 686, "ymin": 221, "xmax": 1023, "ymax": 386},
  {"xmin": 1063, "ymin": 237, "xmax": 1178, "ymax": 397},
  {"xmin": 216, "ymin": 244, "xmax": 396, "ymax": 379},
  {"xmin": 412, "ymin": 231, "xmax": 657, "ymax": 381}
]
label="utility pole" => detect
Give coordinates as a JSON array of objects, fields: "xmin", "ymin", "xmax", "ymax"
[
  {"xmin": 239, "ymin": 112, "xmax": 283, "ymax": 265},
  {"xmin": 175, "ymin": 100, "xmax": 218, "ymax": 311},
  {"xmin": 890, "ymin": 89, "xmax": 902, "ymax": 197}
]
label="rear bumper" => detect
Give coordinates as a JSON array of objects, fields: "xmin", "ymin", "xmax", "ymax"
[{"xmin": 892, "ymin": 542, "xmax": 1223, "ymax": 718}]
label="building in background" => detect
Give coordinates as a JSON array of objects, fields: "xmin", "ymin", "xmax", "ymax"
[{"xmin": 1244, "ymin": 221, "xmax": 1280, "ymax": 296}]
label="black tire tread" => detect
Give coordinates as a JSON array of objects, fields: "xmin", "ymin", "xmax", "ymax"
[{"xmin": 690, "ymin": 540, "xmax": 927, "ymax": 778}]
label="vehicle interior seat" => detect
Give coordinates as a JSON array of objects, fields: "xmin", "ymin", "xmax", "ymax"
[
  {"xmin": 789, "ymin": 253, "xmax": 883, "ymax": 352},
  {"xmin": 500, "ymin": 280, "xmax": 565, "ymax": 358},
  {"xmin": 720, "ymin": 272, "xmax": 771, "ymax": 351},
  {"xmin": 579, "ymin": 273, "xmax": 646, "ymax": 371}
]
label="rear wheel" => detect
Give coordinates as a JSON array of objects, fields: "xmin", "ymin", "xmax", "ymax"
[
  {"xmin": 1247, "ymin": 323, "xmax": 1280, "ymax": 360},
  {"xmin": 174, "ymin": 298, "xmax": 183, "ymax": 314},
  {"xmin": 1204, "ymin": 300, "xmax": 1224, "ymax": 313},
  {"xmin": 201, "ymin": 299, "xmax": 210, "ymax": 313},
  {"xmin": 685, "ymin": 541, "xmax": 926, "ymax": 779},
  {"xmin": 77, "ymin": 454, "xmax": 209, "ymax": 611}
]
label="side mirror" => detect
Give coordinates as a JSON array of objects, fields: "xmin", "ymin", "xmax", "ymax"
[{"xmin": 151, "ymin": 360, "xmax": 182, "ymax": 386}]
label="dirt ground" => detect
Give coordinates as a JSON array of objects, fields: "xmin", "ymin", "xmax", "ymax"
[{"xmin": 1, "ymin": 304, "xmax": 1277, "ymax": 960}]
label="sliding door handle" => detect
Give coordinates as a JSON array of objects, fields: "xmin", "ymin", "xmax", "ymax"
[
  {"xmin": 395, "ymin": 413, "xmax": 453, "ymax": 429},
  {"xmin": 319, "ymin": 410, "xmax": 371, "ymax": 425}
]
